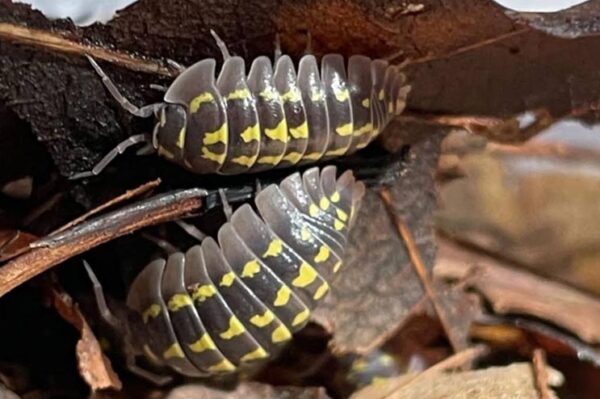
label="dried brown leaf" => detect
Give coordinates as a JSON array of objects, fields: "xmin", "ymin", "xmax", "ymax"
[
  {"xmin": 48, "ymin": 284, "xmax": 122, "ymax": 391},
  {"xmin": 437, "ymin": 144, "xmax": 600, "ymax": 296},
  {"xmin": 435, "ymin": 240, "xmax": 600, "ymax": 344},
  {"xmin": 353, "ymin": 362, "xmax": 562, "ymax": 399}
]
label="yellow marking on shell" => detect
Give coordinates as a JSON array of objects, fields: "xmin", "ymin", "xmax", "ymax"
[
  {"xmin": 313, "ymin": 281, "xmax": 329, "ymax": 300},
  {"xmin": 257, "ymin": 155, "xmax": 281, "ymax": 165},
  {"xmin": 292, "ymin": 262, "xmax": 318, "ymax": 288},
  {"xmin": 163, "ymin": 343, "xmax": 185, "ymax": 359},
  {"xmin": 203, "ymin": 123, "xmax": 228, "ymax": 145},
  {"xmin": 227, "ymin": 88, "xmax": 251, "ymax": 101},
  {"xmin": 250, "ymin": 310, "xmax": 275, "ymax": 327},
  {"xmin": 311, "ymin": 88, "xmax": 324, "ymax": 102},
  {"xmin": 361, "ymin": 98, "xmax": 370, "ymax": 108},
  {"xmin": 241, "ymin": 347, "xmax": 269, "ymax": 362},
  {"xmin": 159, "ymin": 108, "xmax": 166, "ymax": 126},
  {"xmin": 334, "ymin": 219, "xmax": 345, "ymax": 231},
  {"xmin": 281, "ymin": 87, "xmax": 302, "ymax": 102},
  {"xmin": 241, "ymin": 259, "xmax": 260, "ymax": 278},
  {"xmin": 356, "ymin": 141, "xmax": 370, "ymax": 149},
  {"xmin": 271, "ymin": 324, "xmax": 292, "ymax": 343},
  {"xmin": 388, "ymin": 102, "xmax": 394, "ymax": 114},
  {"xmin": 314, "ymin": 245, "xmax": 330, "ymax": 263},
  {"xmin": 240, "ymin": 124, "xmax": 260, "ymax": 143},
  {"xmin": 331, "ymin": 191, "xmax": 340, "ymax": 203},
  {"xmin": 289, "ymin": 121, "xmax": 309, "ymax": 139},
  {"xmin": 259, "ymin": 87, "xmax": 279, "ymax": 101},
  {"xmin": 300, "ymin": 226, "xmax": 311, "ymax": 241},
  {"xmin": 334, "ymin": 87, "xmax": 350, "ymax": 102},
  {"xmin": 303, "ymin": 152, "xmax": 323, "ymax": 161},
  {"xmin": 379, "ymin": 89, "xmax": 385, "ymax": 101},
  {"xmin": 333, "ymin": 261, "xmax": 342, "ymax": 273},
  {"xmin": 189, "ymin": 333, "xmax": 216, "ymax": 353},
  {"xmin": 220, "ymin": 316, "xmax": 246, "ymax": 340},
  {"xmin": 352, "ymin": 359, "xmax": 368, "ymax": 372},
  {"xmin": 336, "ymin": 208, "xmax": 348, "ymax": 222},
  {"xmin": 353, "ymin": 123, "xmax": 373, "ymax": 136},
  {"xmin": 191, "ymin": 284, "xmax": 217, "ymax": 302},
  {"xmin": 208, "ymin": 359, "xmax": 236, "ymax": 372},
  {"xmin": 372, "ymin": 377, "xmax": 392, "ymax": 386},
  {"xmin": 158, "ymin": 146, "xmax": 175, "ymax": 160},
  {"xmin": 325, "ymin": 147, "xmax": 348, "ymax": 157},
  {"xmin": 219, "ymin": 272, "xmax": 236, "ymax": 287},
  {"xmin": 319, "ymin": 197, "xmax": 330, "ymax": 210},
  {"xmin": 189, "ymin": 92, "xmax": 214, "ymax": 113},
  {"xmin": 292, "ymin": 308, "xmax": 310, "ymax": 327},
  {"xmin": 232, "ymin": 154, "xmax": 258, "ymax": 167},
  {"xmin": 309, "ymin": 203, "xmax": 320, "ymax": 218},
  {"xmin": 201, "ymin": 147, "xmax": 226, "ymax": 164},
  {"xmin": 274, "ymin": 285, "xmax": 291, "ymax": 307},
  {"xmin": 167, "ymin": 294, "xmax": 193, "ymax": 311},
  {"xmin": 263, "ymin": 239, "xmax": 283, "ymax": 258},
  {"xmin": 265, "ymin": 119, "xmax": 289, "ymax": 142},
  {"xmin": 396, "ymin": 99, "xmax": 406, "ymax": 114},
  {"xmin": 176, "ymin": 127, "xmax": 186, "ymax": 149},
  {"xmin": 282, "ymin": 151, "xmax": 303, "ymax": 164},
  {"xmin": 336, "ymin": 123, "xmax": 354, "ymax": 136},
  {"xmin": 142, "ymin": 304, "xmax": 161, "ymax": 323}
]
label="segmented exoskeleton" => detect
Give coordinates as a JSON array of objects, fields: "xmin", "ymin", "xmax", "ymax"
[
  {"xmin": 91, "ymin": 166, "xmax": 364, "ymax": 379},
  {"xmin": 74, "ymin": 32, "xmax": 411, "ymax": 179}
]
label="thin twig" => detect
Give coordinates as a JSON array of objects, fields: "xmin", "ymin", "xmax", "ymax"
[
  {"xmin": 399, "ymin": 28, "xmax": 530, "ymax": 65},
  {"xmin": 379, "ymin": 187, "xmax": 463, "ymax": 353},
  {"xmin": 50, "ymin": 178, "xmax": 161, "ymax": 236},
  {"xmin": 0, "ymin": 23, "xmax": 176, "ymax": 77},
  {"xmin": 0, "ymin": 189, "xmax": 206, "ymax": 298},
  {"xmin": 532, "ymin": 349, "xmax": 552, "ymax": 399}
]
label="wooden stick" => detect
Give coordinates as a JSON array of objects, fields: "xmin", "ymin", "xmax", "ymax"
[
  {"xmin": 0, "ymin": 23, "xmax": 176, "ymax": 76},
  {"xmin": 0, "ymin": 188, "xmax": 206, "ymax": 298}
]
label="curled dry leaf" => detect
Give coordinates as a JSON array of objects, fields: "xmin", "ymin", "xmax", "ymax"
[
  {"xmin": 312, "ymin": 132, "xmax": 443, "ymax": 353},
  {"xmin": 165, "ymin": 382, "xmax": 331, "ymax": 399},
  {"xmin": 435, "ymin": 240, "xmax": 600, "ymax": 344},
  {"xmin": 47, "ymin": 283, "xmax": 122, "ymax": 391}
]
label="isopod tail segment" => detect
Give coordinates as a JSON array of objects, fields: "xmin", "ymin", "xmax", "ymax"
[
  {"xmin": 72, "ymin": 30, "xmax": 411, "ymax": 179},
  {"xmin": 84, "ymin": 166, "xmax": 365, "ymax": 382}
]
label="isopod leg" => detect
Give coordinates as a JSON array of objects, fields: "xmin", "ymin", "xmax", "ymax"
[
  {"xmin": 166, "ymin": 58, "xmax": 187, "ymax": 73},
  {"xmin": 140, "ymin": 233, "xmax": 180, "ymax": 254},
  {"xmin": 210, "ymin": 29, "xmax": 231, "ymax": 60},
  {"xmin": 83, "ymin": 260, "xmax": 119, "ymax": 328},
  {"xmin": 218, "ymin": 188, "xmax": 233, "ymax": 221},
  {"xmin": 304, "ymin": 30, "xmax": 313, "ymax": 55},
  {"xmin": 125, "ymin": 351, "xmax": 173, "ymax": 386},
  {"xmin": 174, "ymin": 219, "xmax": 207, "ymax": 241},
  {"xmin": 274, "ymin": 33, "xmax": 282, "ymax": 63},
  {"xmin": 69, "ymin": 134, "xmax": 151, "ymax": 180},
  {"xmin": 86, "ymin": 56, "xmax": 161, "ymax": 118}
]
